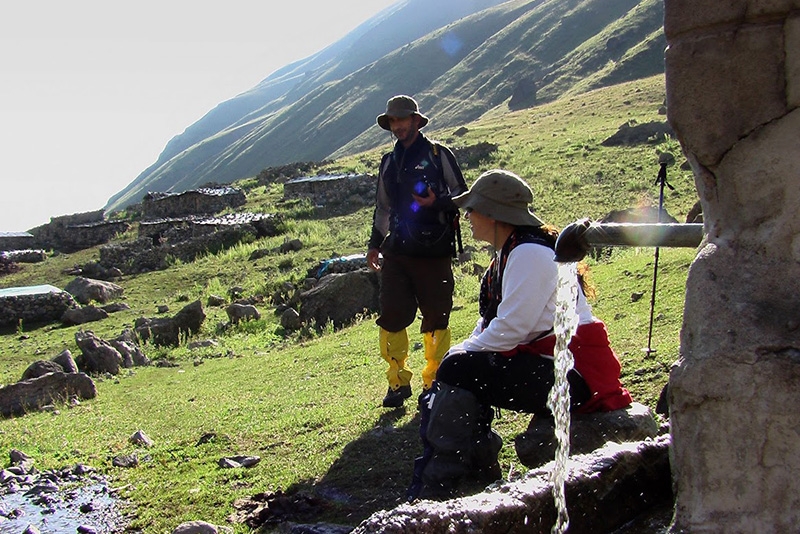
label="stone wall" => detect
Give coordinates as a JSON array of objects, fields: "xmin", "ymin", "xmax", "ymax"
[
  {"xmin": 0, "ymin": 232, "xmax": 35, "ymax": 251},
  {"xmin": 0, "ymin": 285, "xmax": 78, "ymax": 327},
  {"xmin": 28, "ymin": 211, "xmax": 131, "ymax": 253},
  {"xmin": 283, "ymin": 174, "xmax": 375, "ymax": 208},
  {"xmin": 665, "ymin": 1, "xmax": 800, "ymax": 532},
  {"xmin": 141, "ymin": 187, "xmax": 246, "ymax": 219},
  {"xmin": 101, "ymin": 213, "xmax": 281, "ymax": 274}
]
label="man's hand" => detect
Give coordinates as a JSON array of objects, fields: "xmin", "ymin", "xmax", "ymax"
[
  {"xmin": 367, "ymin": 248, "xmax": 382, "ymax": 271},
  {"xmin": 412, "ymin": 186, "xmax": 437, "ymax": 208}
]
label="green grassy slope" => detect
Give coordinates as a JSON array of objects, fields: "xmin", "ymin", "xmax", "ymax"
[{"xmin": 0, "ymin": 74, "xmax": 696, "ymax": 533}]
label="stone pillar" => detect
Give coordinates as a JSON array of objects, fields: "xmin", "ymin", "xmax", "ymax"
[{"xmin": 664, "ymin": 1, "xmax": 800, "ymax": 532}]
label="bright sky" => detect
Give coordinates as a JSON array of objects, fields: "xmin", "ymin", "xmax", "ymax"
[{"xmin": 0, "ymin": 0, "xmax": 398, "ymax": 232}]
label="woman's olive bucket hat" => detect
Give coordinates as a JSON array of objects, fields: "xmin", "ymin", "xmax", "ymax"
[{"xmin": 453, "ymin": 169, "xmax": 544, "ymax": 227}]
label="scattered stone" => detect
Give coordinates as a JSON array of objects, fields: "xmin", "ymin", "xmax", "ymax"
[
  {"xmin": 109, "ymin": 333, "xmax": 151, "ymax": 368},
  {"xmin": 601, "ymin": 120, "xmax": 675, "ymax": 146},
  {"xmin": 196, "ymin": 433, "xmax": 217, "ymax": 446},
  {"xmin": 248, "ymin": 249, "xmax": 270, "ymax": 261},
  {"xmin": 153, "ymin": 359, "xmax": 180, "ymax": 368},
  {"xmin": 129, "ymin": 430, "xmax": 154, "ymax": 448},
  {"xmin": 188, "ymin": 340, "xmax": 218, "ymax": 349},
  {"xmin": 218, "ymin": 456, "xmax": 261, "ymax": 469},
  {"xmin": 135, "ymin": 300, "xmax": 206, "ymax": 347},
  {"xmin": 111, "ymin": 454, "xmax": 138, "ymax": 468},
  {"xmin": 101, "ymin": 302, "xmax": 130, "ymax": 313},
  {"xmin": 228, "ymin": 286, "xmax": 245, "ymax": 299},
  {"xmin": 173, "ymin": 519, "xmax": 233, "ymax": 534},
  {"xmin": 207, "ymin": 294, "xmax": 226, "ymax": 307},
  {"xmin": 279, "ymin": 239, "xmax": 303, "ymax": 253},
  {"xmin": 74, "ymin": 331, "xmax": 124, "ymax": 375},
  {"xmin": 228, "ymin": 490, "xmax": 330, "ymax": 528},
  {"xmin": 76, "ymin": 260, "xmax": 124, "ymax": 281}
]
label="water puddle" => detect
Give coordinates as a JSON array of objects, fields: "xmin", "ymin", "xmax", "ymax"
[{"xmin": 0, "ymin": 473, "xmax": 130, "ymax": 534}]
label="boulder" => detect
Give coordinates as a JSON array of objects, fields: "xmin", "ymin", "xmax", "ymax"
[
  {"xmin": 225, "ymin": 303, "xmax": 261, "ymax": 324},
  {"xmin": 173, "ymin": 300, "xmax": 206, "ymax": 338},
  {"xmin": 52, "ymin": 349, "xmax": 79, "ymax": 373},
  {"xmin": 135, "ymin": 300, "xmax": 206, "ymax": 347},
  {"xmin": 0, "ymin": 371, "xmax": 96, "ymax": 418},
  {"xmin": 64, "ymin": 277, "xmax": 123, "ymax": 305},
  {"xmin": 74, "ymin": 330, "xmax": 124, "ymax": 375},
  {"xmin": 299, "ymin": 269, "xmax": 379, "ymax": 329},
  {"xmin": 21, "ymin": 360, "xmax": 64, "ymax": 381},
  {"xmin": 61, "ymin": 305, "xmax": 109, "ymax": 326}
]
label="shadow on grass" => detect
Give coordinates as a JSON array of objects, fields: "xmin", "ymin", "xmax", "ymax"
[
  {"xmin": 288, "ymin": 406, "xmax": 423, "ymax": 527},
  {"xmin": 0, "ymin": 318, "xmax": 61, "ymax": 337}
]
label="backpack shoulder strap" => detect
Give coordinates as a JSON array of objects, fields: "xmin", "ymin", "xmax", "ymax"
[{"xmin": 428, "ymin": 140, "xmax": 442, "ymax": 174}]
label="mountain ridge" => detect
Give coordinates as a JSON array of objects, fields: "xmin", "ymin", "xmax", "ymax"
[{"xmin": 106, "ymin": 0, "xmax": 665, "ymax": 214}]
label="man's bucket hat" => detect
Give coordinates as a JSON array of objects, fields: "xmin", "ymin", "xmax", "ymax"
[
  {"xmin": 376, "ymin": 95, "xmax": 429, "ymax": 130},
  {"xmin": 453, "ymin": 169, "xmax": 544, "ymax": 227}
]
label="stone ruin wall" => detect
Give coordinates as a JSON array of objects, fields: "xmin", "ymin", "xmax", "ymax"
[
  {"xmin": 141, "ymin": 187, "xmax": 246, "ymax": 219},
  {"xmin": 0, "ymin": 233, "xmax": 35, "ymax": 252},
  {"xmin": 281, "ymin": 142, "xmax": 499, "ymax": 208},
  {"xmin": 283, "ymin": 174, "xmax": 376, "ymax": 208},
  {"xmin": 0, "ymin": 289, "xmax": 77, "ymax": 328},
  {"xmin": 101, "ymin": 213, "xmax": 281, "ymax": 274},
  {"xmin": 27, "ymin": 210, "xmax": 131, "ymax": 253},
  {"xmin": 665, "ymin": 1, "xmax": 800, "ymax": 532}
]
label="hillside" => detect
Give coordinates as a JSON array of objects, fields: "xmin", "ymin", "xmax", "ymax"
[
  {"xmin": 105, "ymin": 0, "xmax": 665, "ymax": 214},
  {"xmin": 0, "ymin": 75, "xmax": 696, "ymax": 533}
]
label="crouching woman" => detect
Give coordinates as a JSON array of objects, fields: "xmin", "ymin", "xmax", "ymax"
[{"xmin": 409, "ymin": 169, "xmax": 633, "ymax": 500}]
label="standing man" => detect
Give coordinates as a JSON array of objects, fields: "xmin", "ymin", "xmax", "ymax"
[{"xmin": 367, "ymin": 95, "xmax": 467, "ymax": 408}]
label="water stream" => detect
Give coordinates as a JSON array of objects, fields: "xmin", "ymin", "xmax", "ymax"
[{"xmin": 546, "ymin": 262, "xmax": 580, "ymax": 534}]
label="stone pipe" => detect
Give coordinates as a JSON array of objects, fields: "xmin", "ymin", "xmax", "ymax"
[{"xmin": 553, "ymin": 219, "xmax": 704, "ymax": 263}]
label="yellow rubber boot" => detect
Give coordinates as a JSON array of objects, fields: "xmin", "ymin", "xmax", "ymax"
[
  {"xmin": 380, "ymin": 328, "xmax": 412, "ymax": 389},
  {"xmin": 421, "ymin": 328, "xmax": 451, "ymax": 391},
  {"xmin": 380, "ymin": 328, "xmax": 412, "ymax": 407}
]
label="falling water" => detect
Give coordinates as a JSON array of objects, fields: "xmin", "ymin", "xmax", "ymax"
[{"xmin": 546, "ymin": 262, "xmax": 579, "ymax": 534}]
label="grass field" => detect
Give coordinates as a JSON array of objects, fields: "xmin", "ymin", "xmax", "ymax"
[{"xmin": 0, "ymin": 74, "xmax": 699, "ymax": 533}]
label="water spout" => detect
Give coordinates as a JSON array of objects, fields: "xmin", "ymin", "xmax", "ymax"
[
  {"xmin": 548, "ymin": 262, "xmax": 580, "ymax": 534},
  {"xmin": 554, "ymin": 220, "xmax": 704, "ymax": 263}
]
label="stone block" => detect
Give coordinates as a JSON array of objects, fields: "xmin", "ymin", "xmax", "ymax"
[
  {"xmin": 664, "ymin": 0, "xmax": 800, "ymax": 38},
  {"xmin": 788, "ymin": 14, "xmax": 800, "ymax": 107},
  {"xmin": 354, "ymin": 436, "xmax": 672, "ymax": 534},
  {"xmin": 666, "ymin": 24, "xmax": 786, "ymax": 166},
  {"xmin": 514, "ymin": 402, "xmax": 659, "ymax": 469}
]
